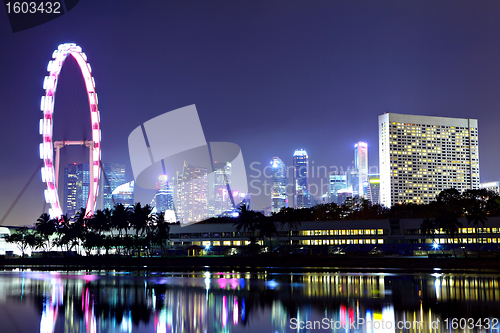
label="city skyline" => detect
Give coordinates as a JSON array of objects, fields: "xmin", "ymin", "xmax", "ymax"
[{"xmin": 2, "ymin": 1, "xmax": 500, "ymax": 225}]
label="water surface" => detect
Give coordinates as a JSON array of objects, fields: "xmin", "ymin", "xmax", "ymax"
[{"xmin": 0, "ymin": 269, "xmax": 499, "ymax": 332}]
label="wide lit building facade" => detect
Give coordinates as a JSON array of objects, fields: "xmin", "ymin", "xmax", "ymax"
[
  {"xmin": 112, "ymin": 181, "xmax": 134, "ymax": 208},
  {"xmin": 293, "ymin": 149, "xmax": 310, "ymax": 209},
  {"xmin": 480, "ymin": 181, "xmax": 500, "ymax": 195},
  {"xmin": 271, "ymin": 157, "xmax": 287, "ymax": 213},
  {"xmin": 379, "ymin": 113, "xmax": 479, "ymax": 207}
]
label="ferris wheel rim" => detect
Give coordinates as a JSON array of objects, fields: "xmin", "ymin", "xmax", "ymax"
[{"xmin": 39, "ymin": 43, "xmax": 101, "ymax": 219}]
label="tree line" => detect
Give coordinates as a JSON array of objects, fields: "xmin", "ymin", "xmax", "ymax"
[
  {"xmin": 6, "ymin": 188, "xmax": 499, "ymax": 257},
  {"xmin": 6, "ymin": 203, "xmax": 170, "ymax": 257}
]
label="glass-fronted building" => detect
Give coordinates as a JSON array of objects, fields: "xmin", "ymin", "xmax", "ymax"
[
  {"xmin": 354, "ymin": 141, "xmax": 368, "ymax": 198},
  {"xmin": 102, "ymin": 163, "xmax": 127, "ymax": 210},
  {"xmin": 271, "ymin": 157, "xmax": 287, "ymax": 213},
  {"xmin": 329, "ymin": 172, "xmax": 347, "ymax": 205},
  {"xmin": 63, "ymin": 162, "xmax": 89, "ymax": 217},
  {"xmin": 293, "ymin": 149, "xmax": 310, "ymax": 209}
]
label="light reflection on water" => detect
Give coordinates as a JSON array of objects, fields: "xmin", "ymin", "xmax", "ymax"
[{"xmin": 0, "ymin": 270, "xmax": 499, "ymax": 332}]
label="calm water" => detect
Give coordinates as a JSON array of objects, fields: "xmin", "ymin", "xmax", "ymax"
[{"xmin": 0, "ymin": 268, "xmax": 499, "ymax": 333}]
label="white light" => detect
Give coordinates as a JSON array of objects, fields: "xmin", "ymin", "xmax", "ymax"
[
  {"xmin": 40, "ymin": 96, "xmax": 46, "ymax": 111},
  {"xmin": 52, "ymin": 50, "xmax": 59, "ymax": 59},
  {"xmin": 39, "ymin": 143, "xmax": 45, "ymax": 159},
  {"xmin": 75, "ymin": 45, "xmax": 82, "ymax": 53},
  {"xmin": 92, "ymin": 77, "xmax": 95, "ymax": 88},
  {"xmin": 39, "ymin": 119, "xmax": 44, "ymax": 135},
  {"xmin": 44, "ymin": 142, "xmax": 52, "ymax": 159},
  {"xmin": 81, "ymin": 52, "xmax": 87, "ymax": 61},
  {"xmin": 44, "ymin": 189, "xmax": 50, "ymax": 203},
  {"xmin": 43, "ymin": 76, "xmax": 55, "ymax": 90},
  {"xmin": 40, "ymin": 167, "xmax": 46, "ymax": 182},
  {"xmin": 87, "ymin": 63, "xmax": 92, "ymax": 73}
]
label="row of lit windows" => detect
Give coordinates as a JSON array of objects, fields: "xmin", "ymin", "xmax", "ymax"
[
  {"xmin": 301, "ymin": 239, "xmax": 383, "ymax": 245},
  {"xmin": 433, "ymin": 228, "xmax": 500, "ymax": 234},
  {"xmin": 299, "ymin": 229, "xmax": 384, "ymax": 236},
  {"xmin": 434, "ymin": 238, "xmax": 499, "ymax": 244},
  {"xmin": 189, "ymin": 237, "xmax": 500, "ymax": 246}
]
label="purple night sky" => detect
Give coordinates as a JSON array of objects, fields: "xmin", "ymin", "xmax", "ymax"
[{"xmin": 1, "ymin": 1, "xmax": 500, "ymax": 225}]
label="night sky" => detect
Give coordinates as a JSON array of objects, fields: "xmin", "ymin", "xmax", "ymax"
[{"xmin": 2, "ymin": 1, "xmax": 500, "ymax": 226}]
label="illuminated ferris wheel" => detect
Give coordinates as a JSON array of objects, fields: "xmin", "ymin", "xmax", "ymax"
[{"xmin": 39, "ymin": 43, "xmax": 101, "ymax": 219}]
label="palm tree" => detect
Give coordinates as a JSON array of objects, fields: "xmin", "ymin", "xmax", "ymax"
[
  {"xmin": 277, "ymin": 208, "xmax": 302, "ymax": 254},
  {"xmin": 234, "ymin": 205, "xmax": 262, "ymax": 252},
  {"xmin": 150, "ymin": 212, "xmax": 170, "ymax": 256},
  {"xmin": 257, "ymin": 219, "xmax": 277, "ymax": 251},
  {"xmin": 130, "ymin": 203, "xmax": 153, "ymax": 236},
  {"xmin": 35, "ymin": 213, "xmax": 57, "ymax": 252},
  {"xmin": 419, "ymin": 218, "xmax": 437, "ymax": 244},
  {"xmin": 112, "ymin": 204, "xmax": 132, "ymax": 252},
  {"xmin": 435, "ymin": 212, "xmax": 462, "ymax": 257}
]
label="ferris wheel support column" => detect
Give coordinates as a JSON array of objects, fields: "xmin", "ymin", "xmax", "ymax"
[{"xmin": 85, "ymin": 140, "xmax": 95, "ymax": 216}]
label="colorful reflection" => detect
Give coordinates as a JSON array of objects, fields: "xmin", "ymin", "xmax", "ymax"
[{"xmin": 0, "ymin": 270, "xmax": 498, "ymax": 332}]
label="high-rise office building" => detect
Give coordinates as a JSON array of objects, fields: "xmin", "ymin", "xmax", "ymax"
[
  {"xmin": 347, "ymin": 168, "xmax": 359, "ymax": 197},
  {"xmin": 213, "ymin": 162, "xmax": 233, "ymax": 216},
  {"xmin": 293, "ymin": 149, "xmax": 310, "ymax": 209},
  {"xmin": 329, "ymin": 172, "xmax": 347, "ymax": 205},
  {"xmin": 379, "ymin": 113, "xmax": 479, "ymax": 207},
  {"xmin": 355, "ymin": 142, "xmax": 368, "ymax": 197},
  {"xmin": 63, "ymin": 162, "xmax": 89, "ymax": 217},
  {"xmin": 367, "ymin": 174, "xmax": 380, "ymax": 205},
  {"xmin": 174, "ymin": 161, "xmax": 209, "ymax": 224},
  {"xmin": 155, "ymin": 174, "xmax": 175, "ymax": 213},
  {"xmin": 102, "ymin": 163, "xmax": 126, "ymax": 210},
  {"xmin": 270, "ymin": 157, "xmax": 287, "ymax": 213},
  {"xmin": 63, "ymin": 164, "xmax": 78, "ymax": 217}
]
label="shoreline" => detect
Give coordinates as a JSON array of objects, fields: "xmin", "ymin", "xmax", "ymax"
[{"xmin": 1, "ymin": 256, "xmax": 500, "ymax": 273}]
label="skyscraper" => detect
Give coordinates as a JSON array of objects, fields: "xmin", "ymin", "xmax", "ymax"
[
  {"xmin": 354, "ymin": 141, "xmax": 368, "ymax": 197},
  {"xmin": 329, "ymin": 172, "xmax": 348, "ymax": 205},
  {"xmin": 270, "ymin": 157, "xmax": 287, "ymax": 213},
  {"xmin": 379, "ymin": 113, "xmax": 479, "ymax": 207},
  {"xmin": 63, "ymin": 164, "xmax": 78, "ymax": 217},
  {"xmin": 63, "ymin": 162, "xmax": 89, "ymax": 217},
  {"xmin": 293, "ymin": 149, "xmax": 310, "ymax": 209},
  {"xmin": 102, "ymin": 163, "xmax": 126, "ymax": 210},
  {"xmin": 155, "ymin": 174, "xmax": 174, "ymax": 213},
  {"xmin": 174, "ymin": 161, "xmax": 209, "ymax": 224},
  {"xmin": 213, "ymin": 162, "xmax": 233, "ymax": 216}
]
